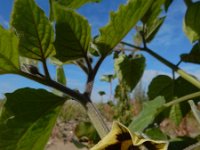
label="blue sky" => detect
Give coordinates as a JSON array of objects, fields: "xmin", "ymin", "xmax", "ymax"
[{"xmin": 0, "ymin": 0, "xmax": 199, "ymax": 101}]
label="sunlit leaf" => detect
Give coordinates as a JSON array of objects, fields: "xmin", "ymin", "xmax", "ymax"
[
  {"xmin": 91, "ymin": 121, "xmax": 168, "ymax": 150},
  {"xmin": 169, "ymin": 104, "xmax": 182, "ymax": 126},
  {"xmin": 181, "ymin": 42, "xmax": 200, "ymax": 64},
  {"xmin": 141, "ymin": 0, "xmax": 165, "ymax": 25},
  {"xmin": 11, "ymin": 0, "xmax": 54, "ymax": 60},
  {"xmin": 0, "ymin": 26, "xmax": 19, "ymax": 74},
  {"xmin": 145, "ymin": 128, "xmax": 168, "ymax": 141},
  {"xmin": 129, "ymin": 96, "xmax": 165, "ymax": 133},
  {"xmin": 114, "ymin": 54, "xmax": 145, "ymax": 91},
  {"xmin": 95, "ymin": 0, "xmax": 154, "ymax": 56},
  {"xmin": 56, "ymin": 65, "xmax": 66, "ymax": 86},
  {"xmin": 0, "ymin": 88, "xmax": 65, "ymax": 150},
  {"xmin": 148, "ymin": 75, "xmax": 174, "ymax": 101},
  {"xmin": 54, "ymin": 4, "xmax": 91, "ymax": 62},
  {"xmin": 145, "ymin": 17, "xmax": 166, "ymax": 43},
  {"xmin": 183, "ymin": 1, "xmax": 200, "ymax": 42}
]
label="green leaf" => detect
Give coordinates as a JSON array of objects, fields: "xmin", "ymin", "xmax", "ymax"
[
  {"xmin": 75, "ymin": 121, "xmax": 100, "ymax": 143},
  {"xmin": 169, "ymin": 104, "xmax": 182, "ymax": 126},
  {"xmin": 54, "ymin": 5, "xmax": 91, "ymax": 62},
  {"xmin": 56, "ymin": 65, "xmax": 66, "ymax": 86},
  {"xmin": 100, "ymin": 74, "xmax": 115, "ymax": 83},
  {"xmin": 145, "ymin": 127, "xmax": 168, "ymax": 141},
  {"xmin": 11, "ymin": 0, "xmax": 54, "ymax": 60},
  {"xmin": 0, "ymin": 88, "xmax": 65, "ymax": 150},
  {"xmin": 128, "ymin": 96, "xmax": 165, "ymax": 133},
  {"xmin": 98, "ymin": 91, "xmax": 105, "ymax": 96},
  {"xmin": 181, "ymin": 42, "xmax": 200, "ymax": 64},
  {"xmin": 175, "ymin": 76, "xmax": 199, "ymax": 115},
  {"xmin": 49, "ymin": 0, "xmax": 101, "ymax": 21},
  {"xmin": 0, "ymin": 26, "xmax": 20, "ymax": 74},
  {"xmin": 141, "ymin": 0, "xmax": 165, "ymax": 25},
  {"xmin": 95, "ymin": 0, "xmax": 154, "ymax": 56},
  {"xmin": 145, "ymin": 17, "xmax": 166, "ymax": 43},
  {"xmin": 114, "ymin": 54, "xmax": 145, "ymax": 91},
  {"xmin": 183, "ymin": 1, "xmax": 200, "ymax": 42},
  {"xmin": 52, "ymin": 0, "xmax": 101, "ymax": 9},
  {"xmin": 148, "ymin": 75, "xmax": 174, "ymax": 101}
]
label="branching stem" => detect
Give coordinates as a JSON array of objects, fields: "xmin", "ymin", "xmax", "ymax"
[{"xmin": 121, "ymin": 41, "xmax": 200, "ymax": 89}]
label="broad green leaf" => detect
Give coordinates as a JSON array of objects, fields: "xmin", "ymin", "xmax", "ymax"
[
  {"xmin": 92, "ymin": 121, "xmax": 168, "ymax": 150},
  {"xmin": 181, "ymin": 42, "xmax": 200, "ymax": 64},
  {"xmin": 169, "ymin": 104, "xmax": 182, "ymax": 126},
  {"xmin": 145, "ymin": 17, "xmax": 166, "ymax": 43},
  {"xmin": 114, "ymin": 54, "xmax": 145, "ymax": 91},
  {"xmin": 189, "ymin": 100, "xmax": 200, "ymax": 125},
  {"xmin": 95, "ymin": 0, "xmax": 154, "ymax": 56},
  {"xmin": 148, "ymin": 75, "xmax": 174, "ymax": 101},
  {"xmin": 141, "ymin": 0, "xmax": 165, "ymax": 25},
  {"xmin": 175, "ymin": 76, "xmax": 199, "ymax": 115},
  {"xmin": 49, "ymin": 0, "xmax": 101, "ymax": 21},
  {"xmin": 145, "ymin": 128, "xmax": 168, "ymax": 141},
  {"xmin": 0, "ymin": 26, "xmax": 19, "ymax": 74},
  {"xmin": 54, "ymin": 4, "xmax": 91, "ymax": 62},
  {"xmin": 128, "ymin": 96, "xmax": 165, "ymax": 133},
  {"xmin": 0, "ymin": 88, "xmax": 65, "ymax": 150},
  {"xmin": 11, "ymin": 0, "xmax": 54, "ymax": 60},
  {"xmin": 183, "ymin": 1, "xmax": 200, "ymax": 42},
  {"xmin": 56, "ymin": 65, "xmax": 66, "ymax": 86}
]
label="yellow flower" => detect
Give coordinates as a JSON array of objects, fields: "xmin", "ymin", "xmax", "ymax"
[{"xmin": 91, "ymin": 122, "xmax": 168, "ymax": 150}]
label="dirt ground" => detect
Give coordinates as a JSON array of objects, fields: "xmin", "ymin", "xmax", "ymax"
[{"xmin": 46, "ymin": 140, "xmax": 88, "ymax": 150}]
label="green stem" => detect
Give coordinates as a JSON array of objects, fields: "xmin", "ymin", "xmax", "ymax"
[
  {"xmin": 86, "ymin": 102, "xmax": 109, "ymax": 138},
  {"xmin": 164, "ymin": 91, "xmax": 200, "ymax": 107},
  {"xmin": 121, "ymin": 41, "xmax": 200, "ymax": 89},
  {"xmin": 144, "ymin": 48, "xmax": 200, "ymax": 89}
]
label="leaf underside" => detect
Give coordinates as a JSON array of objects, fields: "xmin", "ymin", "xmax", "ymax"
[{"xmin": 0, "ymin": 88, "xmax": 65, "ymax": 150}]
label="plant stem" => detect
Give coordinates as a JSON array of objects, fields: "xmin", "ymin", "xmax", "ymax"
[
  {"xmin": 19, "ymin": 71, "xmax": 109, "ymax": 138},
  {"xmin": 42, "ymin": 59, "xmax": 51, "ymax": 79},
  {"xmin": 85, "ymin": 56, "xmax": 105, "ymax": 96},
  {"xmin": 144, "ymin": 48, "xmax": 200, "ymax": 89},
  {"xmin": 86, "ymin": 102, "xmax": 109, "ymax": 138},
  {"xmin": 164, "ymin": 91, "xmax": 200, "ymax": 107},
  {"xmin": 121, "ymin": 41, "xmax": 200, "ymax": 89}
]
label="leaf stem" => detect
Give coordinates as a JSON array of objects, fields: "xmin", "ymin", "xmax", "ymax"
[
  {"xmin": 164, "ymin": 91, "xmax": 200, "ymax": 107},
  {"xmin": 42, "ymin": 59, "xmax": 51, "ymax": 79},
  {"xmin": 121, "ymin": 41, "xmax": 200, "ymax": 89}
]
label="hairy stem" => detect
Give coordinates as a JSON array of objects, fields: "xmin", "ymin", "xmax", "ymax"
[
  {"xmin": 164, "ymin": 91, "xmax": 200, "ymax": 107},
  {"xmin": 86, "ymin": 102, "xmax": 110, "ymax": 138}
]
